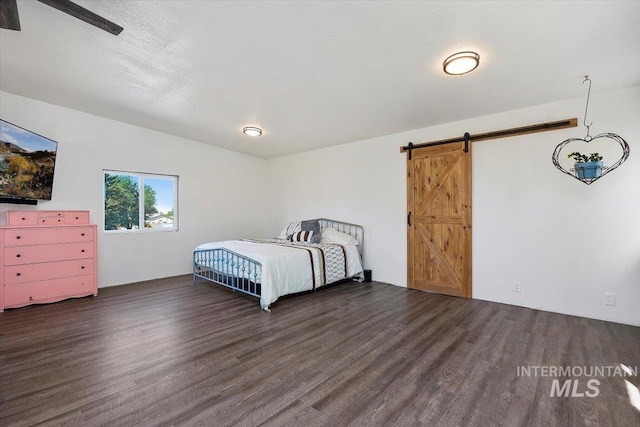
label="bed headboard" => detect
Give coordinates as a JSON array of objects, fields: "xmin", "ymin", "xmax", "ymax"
[{"xmin": 314, "ymin": 218, "xmax": 364, "ymax": 265}]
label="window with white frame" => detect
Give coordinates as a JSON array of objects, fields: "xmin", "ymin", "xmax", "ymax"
[{"xmin": 103, "ymin": 171, "xmax": 178, "ymax": 232}]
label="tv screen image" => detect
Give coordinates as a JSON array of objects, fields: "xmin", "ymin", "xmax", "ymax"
[{"xmin": 0, "ymin": 119, "xmax": 58, "ymax": 201}]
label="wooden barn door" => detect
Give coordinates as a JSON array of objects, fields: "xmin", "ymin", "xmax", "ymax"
[{"xmin": 407, "ymin": 142, "xmax": 472, "ymax": 298}]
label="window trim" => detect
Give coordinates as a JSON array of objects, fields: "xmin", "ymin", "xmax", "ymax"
[{"xmin": 103, "ymin": 170, "xmax": 179, "ymax": 233}]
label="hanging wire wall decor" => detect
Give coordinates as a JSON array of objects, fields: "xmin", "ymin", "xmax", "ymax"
[{"xmin": 552, "ymin": 76, "xmax": 630, "ymax": 185}]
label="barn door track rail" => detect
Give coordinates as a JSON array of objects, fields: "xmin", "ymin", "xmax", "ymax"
[{"xmin": 401, "ymin": 118, "xmax": 578, "ymax": 160}]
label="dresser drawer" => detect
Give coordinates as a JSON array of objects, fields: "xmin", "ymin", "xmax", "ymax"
[
  {"xmin": 4, "ymin": 242, "xmax": 94, "ymax": 266},
  {"xmin": 5, "ymin": 259, "xmax": 94, "ymax": 285},
  {"xmin": 38, "ymin": 216, "xmax": 65, "ymax": 225},
  {"xmin": 7, "ymin": 212, "xmax": 38, "ymax": 226},
  {"xmin": 3, "ymin": 227, "xmax": 94, "ymax": 247},
  {"xmin": 65, "ymin": 211, "xmax": 90, "ymax": 224},
  {"xmin": 4, "ymin": 275, "xmax": 95, "ymax": 308},
  {"xmin": 4, "ymin": 284, "xmax": 33, "ymax": 307},
  {"xmin": 36, "ymin": 211, "xmax": 65, "ymax": 225},
  {"xmin": 32, "ymin": 275, "xmax": 95, "ymax": 301}
]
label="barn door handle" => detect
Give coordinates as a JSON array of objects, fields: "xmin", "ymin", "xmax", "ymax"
[{"xmin": 407, "ymin": 212, "xmax": 412, "ymax": 227}]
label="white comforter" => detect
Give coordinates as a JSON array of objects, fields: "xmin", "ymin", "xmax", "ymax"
[{"xmin": 195, "ymin": 239, "xmax": 363, "ymax": 310}]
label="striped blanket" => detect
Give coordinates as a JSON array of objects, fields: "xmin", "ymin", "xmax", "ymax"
[{"xmin": 241, "ymin": 239, "xmax": 347, "ymax": 288}]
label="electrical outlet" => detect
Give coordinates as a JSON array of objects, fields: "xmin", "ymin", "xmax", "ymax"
[
  {"xmin": 513, "ymin": 281, "xmax": 521, "ymax": 293},
  {"xmin": 605, "ymin": 293, "xmax": 616, "ymax": 306}
]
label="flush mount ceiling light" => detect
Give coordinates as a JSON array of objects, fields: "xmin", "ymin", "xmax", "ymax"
[
  {"xmin": 443, "ymin": 51, "xmax": 480, "ymax": 75},
  {"xmin": 242, "ymin": 126, "xmax": 262, "ymax": 137}
]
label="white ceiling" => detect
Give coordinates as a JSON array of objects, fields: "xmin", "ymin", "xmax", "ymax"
[{"xmin": 1, "ymin": 1, "xmax": 639, "ymax": 159}]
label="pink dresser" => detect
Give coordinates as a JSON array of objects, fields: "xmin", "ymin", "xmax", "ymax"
[{"xmin": 0, "ymin": 210, "xmax": 97, "ymax": 311}]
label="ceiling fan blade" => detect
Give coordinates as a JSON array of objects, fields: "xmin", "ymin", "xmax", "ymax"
[
  {"xmin": 37, "ymin": 0, "xmax": 123, "ymax": 35},
  {"xmin": 0, "ymin": 0, "xmax": 21, "ymax": 31}
]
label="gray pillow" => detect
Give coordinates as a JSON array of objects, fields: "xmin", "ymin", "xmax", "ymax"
[{"xmin": 301, "ymin": 220, "xmax": 321, "ymax": 243}]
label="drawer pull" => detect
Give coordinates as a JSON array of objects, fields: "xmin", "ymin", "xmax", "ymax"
[
  {"xmin": 29, "ymin": 296, "xmax": 34, "ymax": 301},
  {"xmin": 58, "ymin": 219, "xmax": 61, "ymax": 222},
  {"xmin": 16, "ymin": 273, "xmax": 21, "ymax": 276},
  {"xmin": 16, "ymin": 254, "xmax": 21, "ymax": 258},
  {"xmin": 21, "ymin": 217, "xmax": 25, "ymax": 220},
  {"xmin": 81, "ymin": 249, "xmax": 85, "ymax": 253},
  {"xmin": 16, "ymin": 236, "xmax": 21, "ymax": 239},
  {"xmin": 81, "ymin": 266, "xmax": 85, "ymax": 269},
  {"xmin": 81, "ymin": 233, "xmax": 85, "ymax": 236},
  {"xmin": 76, "ymin": 216, "xmax": 79, "ymax": 219}
]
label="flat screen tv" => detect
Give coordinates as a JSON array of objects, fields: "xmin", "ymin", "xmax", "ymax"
[{"xmin": 0, "ymin": 119, "xmax": 58, "ymax": 203}]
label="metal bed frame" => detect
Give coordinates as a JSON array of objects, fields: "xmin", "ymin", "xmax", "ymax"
[{"xmin": 193, "ymin": 218, "xmax": 364, "ymax": 306}]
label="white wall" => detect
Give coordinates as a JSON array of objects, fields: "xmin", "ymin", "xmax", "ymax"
[
  {"xmin": 1, "ymin": 91, "xmax": 267, "ymax": 287},
  {"xmin": 266, "ymin": 86, "xmax": 640, "ymax": 326}
]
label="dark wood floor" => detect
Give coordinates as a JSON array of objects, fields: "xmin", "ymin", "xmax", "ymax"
[{"xmin": 1, "ymin": 276, "xmax": 639, "ymax": 427}]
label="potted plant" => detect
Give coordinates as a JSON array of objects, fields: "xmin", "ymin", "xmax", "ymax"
[{"xmin": 567, "ymin": 152, "xmax": 604, "ymax": 180}]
